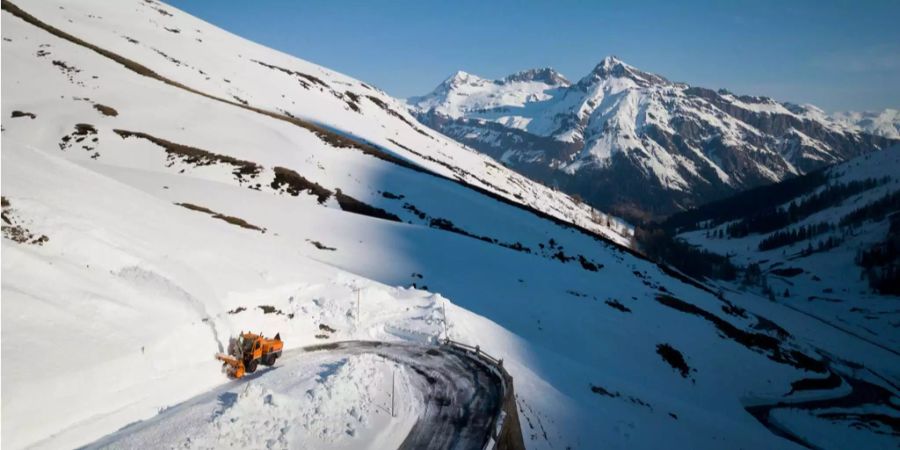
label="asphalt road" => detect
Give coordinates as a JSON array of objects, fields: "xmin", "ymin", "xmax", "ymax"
[
  {"xmin": 82, "ymin": 340, "xmax": 504, "ymax": 450},
  {"xmin": 305, "ymin": 341, "xmax": 503, "ymax": 450}
]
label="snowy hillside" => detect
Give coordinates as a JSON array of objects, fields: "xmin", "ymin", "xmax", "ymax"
[
  {"xmin": 4, "ymin": 0, "xmax": 633, "ymax": 246},
  {"xmin": 2, "ymin": 1, "xmax": 899, "ymax": 449},
  {"xmin": 831, "ymin": 109, "xmax": 900, "ymax": 140},
  {"xmin": 409, "ymin": 57, "xmax": 897, "ymax": 218},
  {"xmin": 671, "ymin": 145, "xmax": 900, "ymax": 351}
]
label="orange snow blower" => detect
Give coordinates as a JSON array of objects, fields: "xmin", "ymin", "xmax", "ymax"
[{"xmin": 216, "ymin": 331, "xmax": 283, "ymax": 378}]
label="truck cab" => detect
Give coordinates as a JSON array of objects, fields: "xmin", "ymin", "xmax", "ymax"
[{"xmin": 237, "ymin": 332, "xmax": 283, "ymax": 373}]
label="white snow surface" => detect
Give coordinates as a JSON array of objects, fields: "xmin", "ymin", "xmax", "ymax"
[
  {"xmin": 2, "ymin": 1, "xmax": 899, "ymax": 450},
  {"xmin": 831, "ymin": 109, "xmax": 900, "ymax": 140},
  {"xmin": 86, "ymin": 351, "xmax": 421, "ymax": 450},
  {"xmin": 5, "ymin": 0, "xmax": 630, "ymax": 246}
]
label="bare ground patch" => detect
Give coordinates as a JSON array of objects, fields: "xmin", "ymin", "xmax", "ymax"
[
  {"xmin": 381, "ymin": 190, "xmax": 405, "ymax": 200},
  {"xmin": 270, "ymin": 167, "xmax": 332, "ymax": 203},
  {"xmin": 656, "ymin": 343, "xmax": 693, "ymax": 379},
  {"xmin": 604, "ymin": 299, "xmax": 631, "ymax": 313},
  {"xmin": 59, "ymin": 123, "xmax": 99, "ymax": 158},
  {"xmin": 114, "ymin": 129, "xmax": 262, "ymax": 183},
  {"xmin": 365, "ymin": 95, "xmax": 431, "ymax": 136},
  {"xmin": 93, "ymin": 103, "xmax": 118, "ymax": 117},
  {"xmin": 306, "ymin": 239, "xmax": 336, "ymax": 251},
  {"xmin": 315, "ymin": 323, "xmax": 337, "ymax": 339},
  {"xmin": 10, "ymin": 110, "xmax": 35, "ymax": 119},
  {"xmin": 589, "ymin": 384, "xmax": 654, "ymax": 411},
  {"xmin": 176, "ymin": 202, "xmax": 265, "ymax": 232},
  {"xmin": 2, "ymin": 197, "xmax": 49, "ymax": 245},
  {"xmin": 250, "ymin": 59, "xmax": 330, "ymax": 90},
  {"xmin": 334, "ymin": 189, "xmax": 401, "ymax": 222},
  {"xmin": 51, "ymin": 59, "xmax": 83, "ymax": 85}
]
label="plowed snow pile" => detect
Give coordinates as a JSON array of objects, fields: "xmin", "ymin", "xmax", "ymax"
[{"xmin": 87, "ymin": 351, "xmax": 420, "ymax": 450}]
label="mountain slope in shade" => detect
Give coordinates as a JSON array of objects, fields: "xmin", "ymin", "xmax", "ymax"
[
  {"xmin": 669, "ymin": 145, "xmax": 900, "ymax": 350},
  {"xmin": 2, "ymin": 2, "xmax": 899, "ymax": 450},
  {"xmin": 409, "ymin": 57, "xmax": 897, "ymax": 219}
]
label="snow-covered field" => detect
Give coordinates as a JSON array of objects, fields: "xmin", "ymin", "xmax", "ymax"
[{"xmin": 2, "ymin": 1, "xmax": 899, "ymax": 449}]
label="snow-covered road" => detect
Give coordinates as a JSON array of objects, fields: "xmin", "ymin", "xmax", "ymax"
[{"xmin": 82, "ymin": 341, "xmax": 504, "ymax": 450}]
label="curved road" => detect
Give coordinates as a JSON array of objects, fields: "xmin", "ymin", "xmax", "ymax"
[
  {"xmin": 745, "ymin": 371, "xmax": 900, "ymax": 449},
  {"xmin": 83, "ymin": 341, "xmax": 504, "ymax": 450}
]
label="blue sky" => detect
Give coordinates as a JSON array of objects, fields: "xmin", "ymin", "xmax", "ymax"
[{"xmin": 167, "ymin": 0, "xmax": 899, "ymax": 111}]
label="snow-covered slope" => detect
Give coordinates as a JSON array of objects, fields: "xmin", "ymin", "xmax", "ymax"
[
  {"xmin": 831, "ymin": 109, "xmax": 900, "ymax": 140},
  {"xmin": 409, "ymin": 57, "xmax": 897, "ymax": 218},
  {"xmin": 3, "ymin": 1, "xmax": 899, "ymax": 449},
  {"xmin": 4, "ymin": 0, "xmax": 632, "ymax": 246},
  {"xmin": 672, "ymin": 146, "xmax": 900, "ymax": 350}
]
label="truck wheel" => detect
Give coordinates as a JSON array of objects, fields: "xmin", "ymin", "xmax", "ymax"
[{"xmin": 247, "ymin": 359, "xmax": 259, "ymax": 373}]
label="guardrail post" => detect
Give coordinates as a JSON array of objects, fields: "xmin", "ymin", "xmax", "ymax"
[{"xmin": 441, "ymin": 340, "xmax": 523, "ymax": 449}]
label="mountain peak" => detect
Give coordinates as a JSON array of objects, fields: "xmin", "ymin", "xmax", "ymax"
[
  {"xmin": 502, "ymin": 67, "xmax": 570, "ymax": 86},
  {"xmin": 591, "ymin": 55, "xmax": 632, "ymax": 74},
  {"xmin": 440, "ymin": 70, "xmax": 485, "ymax": 88},
  {"xmin": 597, "ymin": 55, "xmax": 625, "ymax": 69},
  {"xmin": 583, "ymin": 55, "xmax": 669, "ymax": 87},
  {"xmin": 451, "ymin": 69, "xmax": 471, "ymax": 79},
  {"xmin": 446, "ymin": 69, "xmax": 471, "ymax": 81}
]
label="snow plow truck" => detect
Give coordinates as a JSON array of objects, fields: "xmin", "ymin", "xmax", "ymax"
[{"xmin": 216, "ymin": 331, "xmax": 283, "ymax": 378}]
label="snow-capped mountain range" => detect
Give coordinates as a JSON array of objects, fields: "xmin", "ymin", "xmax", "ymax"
[{"xmin": 408, "ymin": 57, "xmax": 898, "ymax": 219}]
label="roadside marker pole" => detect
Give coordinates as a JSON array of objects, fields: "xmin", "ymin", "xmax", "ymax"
[{"xmin": 391, "ymin": 369, "xmax": 396, "ymax": 418}]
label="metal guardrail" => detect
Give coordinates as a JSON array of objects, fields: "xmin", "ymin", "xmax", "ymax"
[
  {"xmin": 298, "ymin": 338, "xmax": 524, "ymax": 449},
  {"xmin": 442, "ymin": 338, "xmax": 524, "ymax": 450}
]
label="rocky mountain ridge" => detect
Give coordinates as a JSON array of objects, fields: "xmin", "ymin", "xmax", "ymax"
[{"xmin": 409, "ymin": 57, "xmax": 897, "ymax": 219}]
